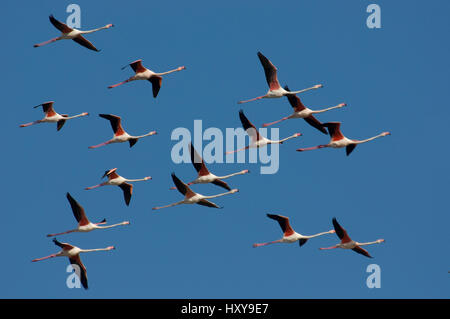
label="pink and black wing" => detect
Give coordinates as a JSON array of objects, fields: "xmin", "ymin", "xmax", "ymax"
[
  {"xmin": 332, "ymin": 218, "xmax": 352, "ymax": 243},
  {"xmin": 284, "ymin": 86, "xmax": 306, "ymax": 111},
  {"xmin": 69, "ymin": 255, "xmax": 88, "ymax": 289},
  {"xmin": 56, "ymin": 115, "xmax": 68, "ymax": 131},
  {"xmin": 304, "ymin": 116, "xmax": 327, "ymax": 135},
  {"xmin": 257, "ymin": 52, "xmax": 280, "ymax": 90},
  {"xmin": 352, "ymin": 246, "xmax": 373, "ymax": 258},
  {"xmin": 299, "ymin": 238, "xmax": 308, "ymax": 247},
  {"xmin": 346, "ymin": 144, "xmax": 357, "ymax": 156},
  {"xmin": 239, "ymin": 110, "xmax": 261, "ymax": 141},
  {"xmin": 267, "ymin": 214, "xmax": 294, "ymax": 236},
  {"xmin": 171, "ymin": 173, "xmax": 195, "ymax": 198},
  {"xmin": 99, "ymin": 114, "xmax": 123, "ymax": 135},
  {"xmin": 129, "ymin": 60, "xmax": 146, "ymax": 73},
  {"xmin": 66, "ymin": 193, "xmax": 89, "ymax": 226},
  {"xmin": 149, "ymin": 75, "xmax": 162, "ymax": 98},
  {"xmin": 211, "ymin": 179, "xmax": 231, "ymax": 191},
  {"xmin": 52, "ymin": 238, "xmax": 74, "ymax": 250},
  {"xmin": 73, "ymin": 35, "xmax": 100, "ymax": 52},
  {"xmin": 118, "ymin": 182, "xmax": 133, "ymax": 206},
  {"xmin": 49, "ymin": 15, "xmax": 73, "ymax": 33},
  {"xmin": 197, "ymin": 199, "xmax": 221, "ymax": 209},
  {"xmin": 189, "ymin": 143, "xmax": 209, "ymax": 176},
  {"xmin": 323, "ymin": 122, "xmax": 344, "ymax": 140}
]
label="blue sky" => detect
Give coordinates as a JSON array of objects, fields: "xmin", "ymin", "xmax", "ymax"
[{"xmin": 1, "ymin": 0, "xmax": 449, "ymax": 298}]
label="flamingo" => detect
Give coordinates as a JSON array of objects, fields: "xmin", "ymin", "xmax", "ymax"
[
  {"xmin": 85, "ymin": 168, "xmax": 151, "ymax": 206},
  {"xmin": 33, "ymin": 15, "xmax": 113, "ymax": 51},
  {"xmin": 32, "ymin": 238, "xmax": 115, "ymax": 289},
  {"xmin": 170, "ymin": 143, "xmax": 249, "ymax": 191},
  {"xmin": 153, "ymin": 173, "xmax": 238, "ymax": 211},
  {"xmin": 296, "ymin": 122, "xmax": 390, "ymax": 156},
  {"xmin": 253, "ymin": 214, "xmax": 335, "ymax": 248},
  {"xmin": 108, "ymin": 59, "xmax": 186, "ymax": 97},
  {"xmin": 262, "ymin": 86, "xmax": 346, "ymax": 133},
  {"xmin": 226, "ymin": 110, "xmax": 301, "ymax": 154},
  {"xmin": 88, "ymin": 114, "xmax": 156, "ymax": 149},
  {"xmin": 238, "ymin": 52, "xmax": 322, "ymax": 104},
  {"xmin": 319, "ymin": 218, "xmax": 385, "ymax": 258},
  {"xmin": 19, "ymin": 101, "xmax": 88, "ymax": 131},
  {"xmin": 46, "ymin": 193, "xmax": 130, "ymax": 237}
]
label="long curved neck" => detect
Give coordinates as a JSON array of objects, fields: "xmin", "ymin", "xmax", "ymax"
[
  {"xmin": 79, "ymin": 247, "xmax": 113, "ymax": 253},
  {"xmin": 132, "ymin": 131, "xmax": 156, "ymax": 139},
  {"xmin": 216, "ymin": 171, "xmax": 247, "ymax": 179},
  {"xmin": 357, "ymin": 240, "xmax": 382, "ymax": 246},
  {"xmin": 125, "ymin": 177, "xmax": 150, "ymax": 182},
  {"xmin": 311, "ymin": 104, "xmax": 344, "ymax": 114},
  {"xmin": 304, "ymin": 230, "xmax": 334, "ymax": 239},
  {"xmin": 288, "ymin": 84, "xmax": 321, "ymax": 95},
  {"xmin": 155, "ymin": 67, "xmax": 183, "ymax": 76},
  {"xmin": 276, "ymin": 133, "xmax": 300, "ymax": 143},
  {"xmin": 64, "ymin": 113, "xmax": 88, "ymax": 120},
  {"xmin": 354, "ymin": 133, "xmax": 385, "ymax": 144},
  {"xmin": 203, "ymin": 190, "xmax": 236, "ymax": 199},
  {"xmin": 96, "ymin": 222, "xmax": 129, "ymax": 229},
  {"xmin": 80, "ymin": 25, "xmax": 110, "ymax": 34}
]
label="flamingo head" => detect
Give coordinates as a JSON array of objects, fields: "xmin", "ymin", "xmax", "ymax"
[
  {"xmin": 230, "ymin": 189, "xmax": 239, "ymax": 194},
  {"xmin": 106, "ymin": 24, "xmax": 114, "ymax": 28},
  {"xmin": 178, "ymin": 66, "xmax": 186, "ymax": 71},
  {"xmin": 382, "ymin": 132, "xmax": 391, "ymax": 136},
  {"xmin": 107, "ymin": 246, "xmax": 115, "ymax": 250},
  {"xmin": 241, "ymin": 169, "xmax": 250, "ymax": 174},
  {"xmin": 314, "ymin": 84, "xmax": 323, "ymax": 89},
  {"xmin": 293, "ymin": 133, "xmax": 302, "ymax": 138},
  {"xmin": 339, "ymin": 103, "xmax": 347, "ymax": 107},
  {"xmin": 377, "ymin": 239, "xmax": 385, "ymax": 243},
  {"xmin": 82, "ymin": 112, "xmax": 89, "ymax": 116}
]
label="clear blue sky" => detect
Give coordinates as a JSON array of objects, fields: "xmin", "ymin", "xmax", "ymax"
[{"xmin": 1, "ymin": 0, "xmax": 449, "ymax": 298}]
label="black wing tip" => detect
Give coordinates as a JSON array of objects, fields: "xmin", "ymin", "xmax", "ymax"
[{"xmin": 284, "ymin": 85, "xmax": 290, "ymax": 91}]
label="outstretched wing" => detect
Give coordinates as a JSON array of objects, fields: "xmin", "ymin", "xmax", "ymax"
[
  {"xmin": 197, "ymin": 199, "xmax": 221, "ymax": 209},
  {"xmin": 171, "ymin": 173, "xmax": 196, "ymax": 198},
  {"xmin": 257, "ymin": 52, "xmax": 280, "ymax": 90},
  {"xmin": 69, "ymin": 255, "xmax": 88, "ymax": 289},
  {"xmin": 57, "ymin": 119, "xmax": 67, "ymax": 131},
  {"xmin": 189, "ymin": 143, "xmax": 209, "ymax": 176},
  {"xmin": 149, "ymin": 76, "xmax": 162, "ymax": 98},
  {"xmin": 239, "ymin": 110, "xmax": 261, "ymax": 142},
  {"xmin": 266, "ymin": 214, "xmax": 294, "ymax": 236},
  {"xmin": 52, "ymin": 238, "xmax": 74, "ymax": 250},
  {"xmin": 346, "ymin": 144, "xmax": 357, "ymax": 156},
  {"xmin": 299, "ymin": 238, "xmax": 309, "ymax": 247},
  {"xmin": 119, "ymin": 182, "xmax": 133, "ymax": 206},
  {"xmin": 332, "ymin": 218, "xmax": 352, "ymax": 243},
  {"xmin": 66, "ymin": 193, "xmax": 89, "ymax": 225},
  {"xmin": 211, "ymin": 179, "xmax": 231, "ymax": 191},
  {"xmin": 284, "ymin": 86, "xmax": 306, "ymax": 111},
  {"xmin": 304, "ymin": 116, "xmax": 327, "ymax": 135},
  {"xmin": 129, "ymin": 59, "xmax": 146, "ymax": 73},
  {"xmin": 323, "ymin": 122, "xmax": 344, "ymax": 141},
  {"xmin": 49, "ymin": 15, "xmax": 73, "ymax": 33},
  {"xmin": 99, "ymin": 114, "xmax": 124, "ymax": 135},
  {"xmin": 352, "ymin": 246, "xmax": 373, "ymax": 258},
  {"xmin": 73, "ymin": 35, "xmax": 100, "ymax": 52}
]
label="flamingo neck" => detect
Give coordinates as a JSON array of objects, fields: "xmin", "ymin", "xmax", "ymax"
[
  {"xmin": 311, "ymin": 103, "xmax": 345, "ymax": 114},
  {"xmin": 202, "ymin": 189, "xmax": 238, "ymax": 199}
]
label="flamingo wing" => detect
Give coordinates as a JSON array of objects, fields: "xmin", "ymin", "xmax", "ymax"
[
  {"xmin": 149, "ymin": 76, "xmax": 162, "ymax": 98},
  {"xmin": 66, "ymin": 193, "xmax": 89, "ymax": 226},
  {"xmin": 239, "ymin": 110, "xmax": 261, "ymax": 142},
  {"xmin": 99, "ymin": 114, "xmax": 124, "ymax": 135},
  {"xmin": 323, "ymin": 122, "xmax": 344, "ymax": 141},
  {"xmin": 49, "ymin": 15, "xmax": 73, "ymax": 33},
  {"xmin": 118, "ymin": 182, "xmax": 133, "ymax": 206},
  {"xmin": 73, "ymin": 35, "xmax": 100, "ymax": 52},
  {"xmin": 171, "ymin": 173, "xmax": 195, "ymax": 198},
  {"xmin": 52, "ymin": 238, "xmax": 74, "ymax": 250},
  {"xmin": 346, "ymin": 144, "xmax": 357, "ymax": 156},
  {"xmin": 69, "ymin": 255, "xmax": 88, "ymax": 289},
  {"xmin": 332, "ymin": 218, "xmax": 352, "ymax": 243},
  {"xmin": 352, "ymin": 246, "xmax": 373, "ymax": 258},
  {"xmin": 267, "ymin": 214, "xmax": 294, "ymax": 236},
  {"xmin": 304, "ymin": 116, "xmax": 328, "ymax": 135},
  {"xmin": 257, "ymin": 52, "xmax": 280, "ymax": 90},
  {"xmin": 189, "ymin": 143, "xmax": 209, "ymax": 176},
  {"xmin": 284, "ymin": 86, "xmax": 306, "ymax": 111},
  {"xmin": 299, "ymin": 238, "xmax": 309, "ymax": 247},
  {"xmin": 57, "ymin": 118, "xmax": 67, "ymax": 131},
  {"xmin": 211, "ymin": 179, "xmax": 231, "ymax": 191},
  {"xmin": 197, "ymin": 199, "xmax": 221, "ymax": 209},
  {"xmin": 129, "ymin": 60, "xmax": 146, "ymax": 73}
]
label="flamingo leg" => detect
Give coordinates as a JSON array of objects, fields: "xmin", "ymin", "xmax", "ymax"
[
  {"xmin": 33, "ymin": 37, "xmax": 60, "ymax": 48},
  {"xmin": 225, "ymin": 146, "xmax": 250, "ymax": 154},
  {"xmin": 46, "ymin": 230, "xmax": 75, "ymax": 237},
  {"xmin": 88, "ymin": 141, "xmax": 111, "ymax": 149},
  {"xmin": 296, "ymin": 145, "xmax": 327, "ymax": 152},
  {"xmin": 108, "ymin": 78, "xmax": 131, "ymax": 89},
  {"xmin": 85, "ymin": 182, "xmax": 107, "ymax": 190},
  {"xmin": 253, "ymin": 240, "xmax": 282, "ymax": 248},
  {"xmin": 238, "ymin": 96, "xmax": 265, "ymax": 104},
  {"xmin": 32, "ymin": 253, "xmax": 57, "ymax": 262},
  {"xmin": 19, "ymin": 120, "xmax": 41, "ymax": 128},
  {"xmin": 319, "ymin": 246, "xmax": 338, "ymax": 250},
  {"xmin": 262, "ymin": 117, "xmax": 289, "ymax": 127}
]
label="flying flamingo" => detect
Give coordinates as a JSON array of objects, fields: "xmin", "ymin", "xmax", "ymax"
[
  {"xmin": 319, "ymin": 218, "xmax": 385, "ymax": 258},
  {"xmin": 85, "ymin": 168, "xmax": 151, "ymax": 206},
  {"xmin": 88, "ymin": 114, "xmax": 156, "ymax": 149},
  {"xmin": 238, "ymin": 52, "xmax": 322, "ymax": 104},
  {"xmin": 262, "ymin": 86, "xmax": 346, "ymax": 133},
  {"xmin": 170, "ymin": 143, "xmax": 249, "ymax": 191},
  {"xmin": 108, "ymin": 59, "xmax": 186, "ymax": 97},
  {"xmin": 34, "ymin": 15, "xmax": 113, "ymax": 51},
  {"xmin": 153, "ymin": 173, "xmax": 238, "ymax": 211},
  {"xmin": 32, "ymin": 238, "xmax": 115, "ymax": 289},
  {"xmin": 253, "ymin": 214, "xmax": 335, "ymax": 248},
  {"xmin": 226, "ymin": 110, "xmax": 301, "ymax": 154},
  {"xmin": 46, "ymin": 193, "xmax": 129, "ymax": 237},
  {"xmin": 296, "ymin": 122, "xmax": 390, "ymax": 156},
  {"xmin": 19, "ymin": 101, "xmax": 88, "ymax": 131}
]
